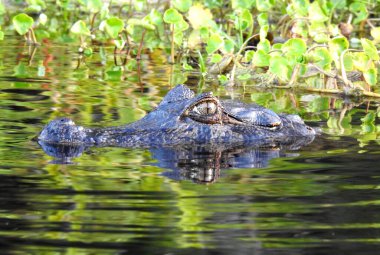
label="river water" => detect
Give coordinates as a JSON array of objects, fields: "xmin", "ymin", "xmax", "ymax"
[{"xmin": 1, "ymin": 39, "xmax": 380, "ymax": 254}]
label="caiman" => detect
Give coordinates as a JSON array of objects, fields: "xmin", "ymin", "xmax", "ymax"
[{"xmin": 38, "ymin": 84, "xmax": 316, "ymax": 148}]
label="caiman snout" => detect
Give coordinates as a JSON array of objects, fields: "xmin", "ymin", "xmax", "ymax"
[{"xmin": 39, "ymin": 118, "xmax": 87, "ymax": 144}]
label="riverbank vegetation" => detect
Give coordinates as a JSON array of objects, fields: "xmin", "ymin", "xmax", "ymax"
[{"xmin": 1, "ymin": 0, "xmax": 380, "ymax": 97}]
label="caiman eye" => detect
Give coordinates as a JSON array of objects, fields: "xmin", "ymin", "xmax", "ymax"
[
  {"xmin": 192, "ymin": 101, "xmax": 218, "ymax": 115},
  {"xmin": 184, "ymin": 99, "xmax": 222, "ymax": 124}
]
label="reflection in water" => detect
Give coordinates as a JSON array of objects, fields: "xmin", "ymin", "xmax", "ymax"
[
  {"xmin": 3, "ymin": 40, "xmax": 380, "ymax": 254},
  {"xmin": 38, "ymin": 135, "xmax": 315, "ymax": 183}
]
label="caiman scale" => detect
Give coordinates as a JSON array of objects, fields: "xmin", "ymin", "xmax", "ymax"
[{"xmin": 38, "ymin": 85, "xmax": 316, "ymax": 147}]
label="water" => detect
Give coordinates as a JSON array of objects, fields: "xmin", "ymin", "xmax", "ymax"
[{"xmin": 1, "ymin": 39, "xmax": 380, "ymax": 254}]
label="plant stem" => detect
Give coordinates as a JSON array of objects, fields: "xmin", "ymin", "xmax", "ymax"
[
  {"xmin": 137, "ymin": 29, "xmax": 146, "ymax": 60},
  {"xmin": 170, "ymin": 24, "xmax": 175, "ymax": 64}
]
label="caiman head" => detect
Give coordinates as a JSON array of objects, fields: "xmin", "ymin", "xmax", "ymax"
[{"xmin": 38, "ymin": 84, "xmax": 316, "ymax": 147}]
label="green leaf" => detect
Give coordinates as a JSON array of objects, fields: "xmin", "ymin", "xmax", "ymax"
[
  {"xmin": 253, "ymin": 50, "xmax": 270, "ymax": 67},
  {"xmin": 12, "ymin": 13, "xmax": 34, "ymax": 35},
  {"xmin": 113, "ymin": 39, "xmax": 125, "ymax": 49},
  {"xmin": 83, "ymin": 47, "xmax": 93, "ymax": 56},
  {"xmin": 86, "ymin": 0, "xmax": 102, "ymax": 13},
  {"xmin": 257, "ymin": 39, "xmax": 270, "ymax": 53},
  {"xmin": 257, "ymin": 13, "xmax": 268, "ymax": 27},
  {"xmin": 308, "ymin": 2, "xmax": 329, "ymax": 22},
  {"xmin": 343, "ymin": 53, "xmax": 353, "ymax": 71},
  {"xmin": 237, "ymin": 73, "xmax": 251, "ymax": 80},
  {"xmin": 363, "ymin": 68, "xmax": 377, "ymax": 86},
  {"xmin": 223, "ymin": 39, "xmax": 235, "ymax": 53},
  {"xmin": 328, "ymin": 36, "xmax": 349, "ymax": 67},
  {"xmin": 256, "ymin": 0, "xmax": 273, "ymax": 11},
  {"xmin": 174, "ymin": 18, "xmax": 189, "ymax": 31},
  {"xmin": 206, "ymin": 33, "xmax": 223, "ymax": 54},
  {"xmin": 272, "ymin": 43, "xmax": 282, "ymax": 50},
  {"xmin": 361, "ymin": 112, "xmax": 376, "ymax": 124},
  {"xmin": 0, "ymin": 31, "xmax": 3, "ymax": 41},
  {"xmin": 104, "ymin": 17, "xmax": 124, "ymax": 39},
  {"xmin": 70, "ymin": 20, "xmax": 91, "ymax": 36},
  {"xmin": 163, "ymin": 8, "xmax": 182, "ymax": 24},
  {"xmin": 210, "ymin": 53, "xmax": 223, "ymax": 63},
  {"xmin": 259, "ymin": 25, "xmax": 269, "ymax": 41},
  {"xmin": 361, "ymin": 38, "xmax": 379, "ymax": 61},
  {"xmin": 352, "ymin": 52, "xmax": 371, "ymax": 72},
  {"xmin": 269, "ymin": 55, "xmax": 291, "ymax": 81},
  {"xmin": 238, "ymin": 8, "xmax": 253, "ymax": 31},
  {"xmin": 349, "ymin": 2, "xmax": 368, "ymax": 24},
  {"xmin": 218, "ymin": 74, "xmax": 228, "ymax": 83},
  {"xmin": 149, "ymin": 9, "xmax": 163, "ymax": 25},
  {"xmin": 174, "ymin": 30, "xmax": 183, "ymax": 45},
  {"xmin": 282, "ymin": 38, "xmax": 307, "ymax": 57},
  {"xmin": 290, "ymin": 0, "xmax": 309, "ymax": 17},
  {"xmin": 371, "ymin": 27, "xmax": 380, "ymax": 43},
  {"xmin": 172, "ymin": 0, "xmax": 192, "ymax": 12},
  {"xmin": 0, "ymin": 1, "xmax": 5, "ymax": 15},
  {"xmin": 182, "ymin": 61, "xmax": 193, "ymax": 71},
  {"xmin": 244, "ymin": 50, "xmax": 254, "ymax": 62},
  {"xmin": 128, "ymin": 18, "xmax": 155, "ymax": 30}
]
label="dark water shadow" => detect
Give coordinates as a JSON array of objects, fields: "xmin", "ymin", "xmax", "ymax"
[{"xmin": 38, "ymin": 135, "xmax": 315, "ymax": 183}]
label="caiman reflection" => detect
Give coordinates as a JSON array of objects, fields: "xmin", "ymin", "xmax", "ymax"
[{"xmin": 39, "ymin": 135, "xmax": 314, "ymax": 183}]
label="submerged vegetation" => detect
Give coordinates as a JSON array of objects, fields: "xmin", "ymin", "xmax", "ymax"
[{"xmin": 1, "ymin": 0, "xmax": 380, "ymax": 96}]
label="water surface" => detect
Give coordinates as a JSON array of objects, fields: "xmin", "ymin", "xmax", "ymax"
[{"xmin": 1, "ymin": 39, "xmax": 380, "ymax": 254}]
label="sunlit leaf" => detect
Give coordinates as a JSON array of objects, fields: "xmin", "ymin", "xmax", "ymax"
[
  {"xmin": 128, "ymin": 18, "xmax": 155, "ymax": 30},
  {"xmin": 174, "ymin": 18, "xmax": 189, "ymax": 31},
  {"xmin": 218, "ymin": 74, "xmax": 228, "ymax": 83},
  {"xmin": 86, "ymin": 0, "xmax": 102, "ymax": 13},
  {"xmin": 104, "ymin": 17, "xmax": 124, "ymax": 39},
  {"xmin": 328, "ymin": 36, "xmax": 349, "ymax": 67},
  {"xmin": 206, "ymin": 33, "xmax": 223, "ymax": 54},
  {"xmin": 0, "ymin": 31, "xmax": 3, "ymax": 40},
  {"xmin": 363, "ymin": 68, "xmax": 377, "ymax": 86},
  {"xmin": 163, "ymin": 8, "xmax": 182, "ymax": 24},
  {"xmin": 253, "ymin": 50, "xmax": 270, "ymax": 67},
  {"xmin": 12, "ymin": 13, "xmax": 34, "ymax": 35},
  {"xmin": 361, "ymin": 38, "xmax": 379, "ymax": 61},
  {"xmin": 236, "ymin": 8, "xmax": 253, "ymax": 31},
  {"xmin": 343, "ymin": 53, "xmax": 353, "ymax": 71},
  {"xmin": 259, "ymin": 25, "xmax": 269, "ymax": 42},
  {"xmin": 290, "ymin": 0, "xmax": 309, "ymax": 17},
  {"xmin": 210, "ymin": 53, "xmax": 223, "ymax": 63},
  {"xmin": 149, "ymin": 9, "xmax": 163, "ymax": 25},
  {"xmin": 371, "ymin": 27, "xmax": 380, "ymax": 43},
  {"xmin": 172, "ymin": 0, "xmax": 192, "ymax": 12},
  {"xmin": 223, "ymin": 39, "xmax": 235, "ymax": 53},
  {"xmin": 70, "ymin": 20, "xmax": 91, "ymax": 36},
  {"xmin": 188, "ymin": 4, "xmax": 213, "ymax": 29},
  {"xmin": 244, "ymin": 50, "xmax": 254, "ymax": 62},
  {"xmin": 256, "ymin": 0, "xmax": 273, "ymax": 11},
  {"xmin": 232, "ymin": 0, "xmax": 255, "ymax": 9},
  {"xmin": 237, "ymin": 73, "xmax": 251, "ymax": 80},
  {"xmin": 257, "ymin": 12, "xmax": 268, "ymax": 27},
  {"xmin": 257, "ymin": 39, "xmax": 270, "ymax": 53},
  {"xmin": 361, "ymin": 112, "xmax": 376, "ymax": 124},
  {"xmin": 83, "ymin": 47, "xmax": 93, "ymax": 56},
  {"xmin": 308, "ymin": 2, "xmax": 329, "ymax": 22},
  {"xmin": 307, "ymin": 47, "xmax": 332, "ymax": 70},
  {"xmin": 269, "ymin": 55, "xmax": 291, "ymax": 81},
  {"xmin": 39, "ymin": 13, "xmax": 47, "ymax": 25},
  {"xmin": 282, "ymin": 38, "xmax": 307, "ymax": 57},
  {"xmin": 349, "ymin": 2, "xmax": 368, "ymax": 24},
  {"xmin": 352, "ymin": 52, "xmax": 372, "ymax": 72},
  {"xmin": 174, "ymin": 30, "xmax": 183, "ymax": 45}
]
